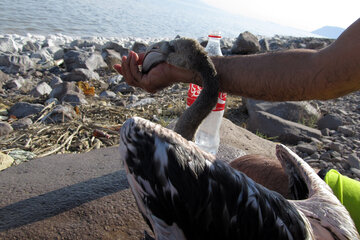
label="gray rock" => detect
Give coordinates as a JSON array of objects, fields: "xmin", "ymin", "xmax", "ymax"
[
  {"xmin": 0, "ymin": 54, "xmax": 35, "ymax": 74},
  {"xmin": 296, "ymin": 143, "xmax": 318, "ymax": 155},
  {"xmin": 321, "ymin": 128, "xmax": 330, "ymax": 136},
  {"xmin": 231, "ymin": 31, "xmax": 261, "ymax": 54},
  {"xmin": 30, "ymin": 82, "xmax": 52, "ymax": 97},
  {"xmin": 5, "ymin": 76, "xmax": 25, "ymax": 89},
  {"xmin": 129, "ymin": 95, "xmax": 139, "ymax": 103},
  {"xmin": 61, "ymin": 91, "xmax": 87, "ymax": 106},
  {"xmin": 49, "ymin": 76, "xmax": 63, "ymax": 88},
  {"xmin": 127, "ymin": 98, "xmax": 155, "ymax": 108},
  {"xmin": 45, "ymin": 98, "xmax": 60, "ymax": 106},
  {"xmin": 30, "ymin": 48, "xmax": 53, "ymax": 63},
  {"xmin": 112, "ymin": 82, "xmax": 135, "ymax": 94},
  {"xmin": 11, "ymin": 117, "xmax": 33, "ymax": 130},
  {"xmin": 0, "ymin": 121, "xmax": 13, "ymax": 136},
  {"xmin": 70, "ymin": 39, "xmax": 102, "ymax": 49},
  {"xmin": 8, "ymin": 102, "xmax": 44, "ymax": 119},
  {"xmin": 0, "ymin": 70, "xmax": 10, "ymax": 85},
  {"xmin": 22, "ymin": 40, "xmax": 41, "ymax": 52},
  {"xmin": 108, "ymin": 75, "xmax": 123, "ymax": 85},
  {"xmin": 329, "ymin": 142, "xmax": 343, "ymax": 152},
  {"xmin": 347, "ymin": 153, "xmax": 360, "ymax": 169},
  {"xmin": 102, "ymin": 49, "xmax": 122, "ymax": 69},
  {"xmin": 43, "ymin": 104, "xmax": 78, "ymax": 123},
  {"xmin": 61, "ymin": 68, "xmax": 100, "ymax": 82},
  {"xmin": 245, "ymin": 99, "xmax": 320, "ymax": 124},
  {"xmin": 337, "ymin": 125, "xmax": 355, "ymax": 137},
  {"xmin": 8, "ymin": 149, "xmax": 36, "ymax": 164},
  {"xmin": 0, "ymin": 37, "xmax": 18, "ymax": 53},
  {"xmin": 247, "ymin": 110, "xmax": 322, "ymax": 144},
  {"xmin": 49, "ymin": 82, "xmax": 81, "ymax": 101},
  {"xmin": 351, "ymin": 168, "xmax": 360, "ymax": 178},
  {"xmin": 132, "ymin": 42, "xmax": 148, "ymax": 53},
  {"xmin": 259, "ymin": 38, "xmax": 269, "ymax": 51},
  {"xmin": 99, "ymin": 90, "xmax": 116, "ymax": 99},
  {"xmin": 320, "ymin": 152, "xmax": 332, "ymax": 161},
  {"xmin": 317, "ymin": 113, "xmax": 343, "ymax": 130},
  {"xmin": 306, "ymin": 40, "xmax": 327, "ymax": 49},
  {"xmin": 103, "ymin": 41, "xmax": 129, "ymax": 56},
  {"xmin": 63, "ymin": 50, "xmax": 107, "ymax": 72},
  {"xmin": 268, "ymin": 38, "xmax": 286, "ymax": 50}
]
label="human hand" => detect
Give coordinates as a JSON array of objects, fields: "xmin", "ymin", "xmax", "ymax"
[{"xmin": 113, "ymin": 51, "xmax": 197, "ymax": 93}]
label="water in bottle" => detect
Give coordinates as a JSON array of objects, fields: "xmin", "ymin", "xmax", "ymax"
[{"xmin": 186, "ymin": 32, "xmax": 226, "ymax": 155}]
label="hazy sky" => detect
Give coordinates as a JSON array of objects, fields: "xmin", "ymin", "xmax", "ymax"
[{"xmin": 202, "ymin": 0, "xmax": 359, "ymax": 31}]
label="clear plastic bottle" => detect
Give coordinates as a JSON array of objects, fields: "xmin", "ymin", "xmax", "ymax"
[{"xmin": 186, "ymin": 32, "xmax": 227, "ymax": 155}]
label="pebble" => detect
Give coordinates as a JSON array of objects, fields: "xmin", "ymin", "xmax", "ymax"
[
  {"xmin": 0, "ymin": 151, "xmax": 14, "ymax": 171},
  {"xmin": 0, "ymin": 122, "xmax": 13, "ymax": 136}
]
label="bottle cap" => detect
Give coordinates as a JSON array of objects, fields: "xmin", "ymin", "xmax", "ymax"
[{"xmin": 208, "ymin": 31, "xmax": 221, "ymax": 38}]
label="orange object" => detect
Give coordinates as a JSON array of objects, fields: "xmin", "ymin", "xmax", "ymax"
[
  {"xmin": 74, "ymin": 106, "xmax": 80, "ymax": 115},
  {"xmin": 77, "ymin": 81, "xmax": 95, "ymax": 96},
  {"xmin": 93, "ymin": 129, "xmax": 110, "ymax": 139}
]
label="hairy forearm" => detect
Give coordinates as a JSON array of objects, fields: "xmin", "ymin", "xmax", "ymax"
[{"xmin": 211, "ymin": 18, "xmax": 360, "ymax": 101}]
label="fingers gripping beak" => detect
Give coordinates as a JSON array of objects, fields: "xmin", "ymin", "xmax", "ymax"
[{"xmin": 142, "ymin": 41, "xmax": 174, "ymax": 73}]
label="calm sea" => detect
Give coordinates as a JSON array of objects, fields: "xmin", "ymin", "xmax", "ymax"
[{"xmin": 0, "ymin": 0, "xmax": 316, "ymax": 38}]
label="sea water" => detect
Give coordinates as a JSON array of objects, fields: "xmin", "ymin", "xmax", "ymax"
[{"xmin": 0, "ymin": 0, "xmax": 317, "ymax": 38}]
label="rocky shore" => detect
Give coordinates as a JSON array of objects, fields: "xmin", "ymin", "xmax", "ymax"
[{"xmin": 0, "ymin": 32, "xmax": 359, "ymax": 181}]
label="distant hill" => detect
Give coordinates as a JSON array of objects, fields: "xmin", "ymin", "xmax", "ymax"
[{"xmin": 312, "ymin": 26, "xmax": 345, "ymax": 39}]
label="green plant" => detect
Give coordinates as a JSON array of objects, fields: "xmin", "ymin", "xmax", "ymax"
[{"xmin": 255, "ymin": 130, "xmax": 278, "ymax": 141}]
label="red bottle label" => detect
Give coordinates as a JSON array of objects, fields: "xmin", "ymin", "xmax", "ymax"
[{"xmin": 187, "ymin": 83, "xmax": 226, "ymax": 111}]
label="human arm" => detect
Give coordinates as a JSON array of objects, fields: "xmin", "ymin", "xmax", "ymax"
[
  {"xmin": 114, "ymin": 18, "xmax": 360, "ymax": 100},
  {"xmin": 213, "ymin": 18, "xmax": 360, "ymax": 101}
]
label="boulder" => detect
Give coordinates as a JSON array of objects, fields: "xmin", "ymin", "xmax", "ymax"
[
  {"xmin": 61, "ymin": 68, "xmax": 100, "ymax": 82},
  {"xmin": 30, "ymin": 82, "xmax": 52, "ymax": 97},
  {"xmin": 8, "ymin": 102, "xmax": 44, "ymax": 119},
  {"xmin": 219, "ymin": 118, "xmax": 276, "ymax": 159},
  {"xmin": 0, "ymin": 37, "xmax": 18, "ymax": 53},
  {"xmin": 0, "ymin": 54, "xmax": 35, "ymax": 74},
  {"xmin": 231, "ymin": 31, "xmax": 261, "ymax": 54},
  {"xmin": 247, "ymin": 110, "xmax": 322, "ymax": 144},
  {"xmin": 0, "ymin": 121, "xmax": 13, "ymax": 136},
  {"xmin": 0, "ymin": 118, "xmax": 278, "ymax": 239},
  {"xmin": 245, "ymin": 99, "xmax": 320, "ymax": 124},
  {"xmin": 317, "ymin": 113, "xmax": 343, "ymax": 130},
  {"xmin": 63, "ymin": 50, "xmax": 107, "ymax": 72},
  {"xmin": 0, "ymin": 152, "xmax": 14, "ymax": 171}
]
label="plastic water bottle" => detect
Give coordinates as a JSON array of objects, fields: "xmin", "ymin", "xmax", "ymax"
[{"xmin": 186, "ymin": 32, "xmax": 227, "ymax": 155}]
